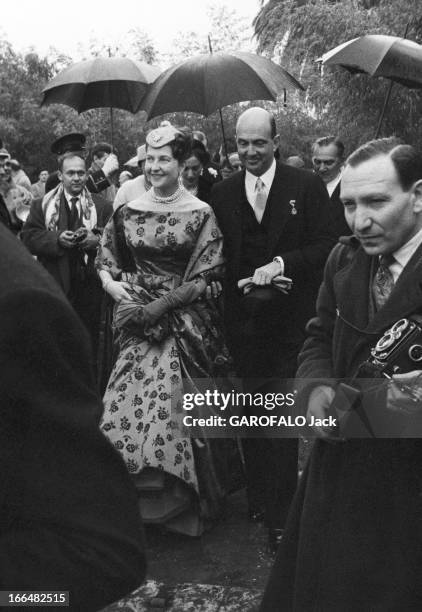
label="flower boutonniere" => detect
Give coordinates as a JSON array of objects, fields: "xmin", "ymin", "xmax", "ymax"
[{"xmin": 289, "ymin": 199, "xmax": 297, "ymax": 215}]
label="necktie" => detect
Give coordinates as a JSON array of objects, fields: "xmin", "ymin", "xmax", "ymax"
[
  {"xmin": 69, "ymin": 197, "xmax": 80, "ymax": 231},
  {"xmin": 372, "ymin": 255, "xmax": 395, "ymax": 309},
  {"xmin": 254, "ymin": 177, "xmax": 267, "ymax": 223}
]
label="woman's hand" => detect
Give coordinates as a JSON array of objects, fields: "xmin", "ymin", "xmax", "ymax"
[
  {"xmin": 206, "ymin": 280, "xmax": 222, "ymax": 300},
  {"xmin": 105, "ymin": 280, "xmax": 133, "ymax": 303}
]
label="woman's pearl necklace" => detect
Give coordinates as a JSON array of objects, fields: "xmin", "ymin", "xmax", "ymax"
[{"xmin": 150, "ymin": 182, "xmax": 185, "ymax": 204}]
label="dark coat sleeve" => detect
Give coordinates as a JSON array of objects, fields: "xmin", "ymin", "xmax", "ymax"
[
  {"xmin": 0, "ymin": 284, "xmax": 146, "ymax": 610},
  {"xmin": 20, "ymin": 199, "xmax": 63, "ymax": 259},
  {"xmin": 294, "ymin": 242, "xmax": 355, "ymax": 407}
]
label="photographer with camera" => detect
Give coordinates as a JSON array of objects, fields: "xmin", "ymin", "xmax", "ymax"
[
  {"xmin": 21, "ymin": 153, "xmax": 112, "ymax": 360},
  {"xmin": 260, "ymin": 138, "xmax": 422, "ymax": 611}
]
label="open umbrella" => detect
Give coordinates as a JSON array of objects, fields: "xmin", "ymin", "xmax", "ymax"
[
  {"xmin": 41, "ymin": 57, "xmax": 160, "ymax": 142},
  {"xmin": 138, "ymin": 51, "xmax": 304, "ymax": 156},
  {"xmin": 318, "ymin": 34, "xmax": 422, "ymax": 136},
  {"xmin": 139, "ymin": 51, "xmax": 304, "ymax": 118}
]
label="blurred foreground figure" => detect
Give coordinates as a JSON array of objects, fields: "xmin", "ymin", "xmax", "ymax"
[
  {"xmin": 260, "ymin": 138, "xmax": 422, "ymax": 610},
  {"xmin": 0, "ymin": 223, "xmax": 146, "ymax": 611}
]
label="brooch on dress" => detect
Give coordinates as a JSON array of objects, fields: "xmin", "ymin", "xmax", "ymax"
[{"xmin": 289, "ymin": 199, "xmax": 297, "ymax": 215}]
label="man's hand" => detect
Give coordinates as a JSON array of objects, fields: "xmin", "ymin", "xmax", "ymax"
[
  {"xmin": 78, "ymin": 230, "xmax": 100, "ymax": 251},
  {"xmin": 102, "ymin": 153, "xmax": 119, "ymax": 178},
  {"xmin": 251, "ymin": 261, "xmax": 281, "ymax": 285},
  {"xmin": 307, "ymin": 384, "xmax": 337, "ymax": 439},
  {"xmin": 58, "ymin": 231, "xmax": 76, "ymax": 249},
  {"xmin": 387, "ymin": 370, "xmax": 422, "ymax": 414},
  {"xmin": 205, "ymin": 280, "xmax": 222, "ymax": 300},
  {"xmin": 105, "ymin": 280, "xmax": 133, "ymax": 303}
]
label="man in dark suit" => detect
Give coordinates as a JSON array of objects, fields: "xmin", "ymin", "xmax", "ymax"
[
  {"xmin": 261, "ymin": 138, "xmax": 422, "ymax": 610},
  {"xmin": 210, "ymin": 107, "xmax": 336, "ymax": 552},
  {"xmin": 0, "ymin": 222, "xmax": 146, "ymax": 610},
  {"xmin": 21, "ymin": 153, "xmax": 112, "ymax": 358},
  {"xmin": 312, "ymin": 135, "xmax": 351, "ymax": 237}
]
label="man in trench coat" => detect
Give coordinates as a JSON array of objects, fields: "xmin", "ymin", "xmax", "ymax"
[{"xmin": 260, "ymin": 138, "xmax": 422, "ymax": 610}]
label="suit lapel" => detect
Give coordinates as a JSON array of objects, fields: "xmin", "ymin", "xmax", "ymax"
[
  {"xmin": 335, "ymin": 247, "xmax": 373, "ymax": 332},
  {"xmin": 264, "ymin": 164, "xmax": 298, "ymax": 256}
]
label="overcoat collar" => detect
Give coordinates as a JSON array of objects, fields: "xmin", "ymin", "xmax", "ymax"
[{"xmin": 335, "ymin": 240, "xmax": 422, "ymax": 337}]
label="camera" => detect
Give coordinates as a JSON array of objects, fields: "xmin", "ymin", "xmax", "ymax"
[
  {"xmin": 362, "ymin": 316, "xmax": 422, "ymax": 378},
  {"xmin": 72, "ymin": 227, "xmax": 88, "ymax": 243}
]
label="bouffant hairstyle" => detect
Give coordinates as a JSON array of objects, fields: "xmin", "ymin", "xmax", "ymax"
[{"xmin": 168, "ymin": 128, "xmax": 193, "ymax": 163}]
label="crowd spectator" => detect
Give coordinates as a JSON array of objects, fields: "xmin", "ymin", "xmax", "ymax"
[
  {"xmin": 9, "ymin": 159, "xmax": 31, "ymax": 191},
  {"xmin": 113, "ymin": 144, "xmax": 150, "ymax": 210},
  {"xmin": 21, "ymin": 153, "xmax": 112, "ymax": 363},
  {"xmin": 312, "ymin": 135, "xmax": 350, "ymax": 237},
  {"xmin": 31, "ymin": 169, "xmax": 49, "ymax": 200}
]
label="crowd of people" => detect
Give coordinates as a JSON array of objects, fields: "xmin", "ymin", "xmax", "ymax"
[{"xmin": 1, "ymin": 107, "xmax": 422, "ymax": 610}]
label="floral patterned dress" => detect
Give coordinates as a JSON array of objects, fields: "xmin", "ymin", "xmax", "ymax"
[{"xmin": 96, "ymin": 189, "xmax": 233, "ymax": 536}]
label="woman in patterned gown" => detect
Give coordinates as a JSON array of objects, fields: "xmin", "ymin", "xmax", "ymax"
[{"xmin": 96, "ymin": 125, "xmax": 232, "ymax": 536}]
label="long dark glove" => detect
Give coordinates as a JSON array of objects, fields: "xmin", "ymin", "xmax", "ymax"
[{"xmin": 114, "ymin": 278, "xmax": 206, "ymax": 336}]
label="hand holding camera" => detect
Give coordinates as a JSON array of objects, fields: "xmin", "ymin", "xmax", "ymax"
[{"xmin": 59, "ymin": 227, "xmax": 89, "ymax": 249}]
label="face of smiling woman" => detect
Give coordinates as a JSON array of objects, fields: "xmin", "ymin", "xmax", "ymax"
[{"xmin": 145, "ymin": 144, "xmax": 183, "ymax": 197}]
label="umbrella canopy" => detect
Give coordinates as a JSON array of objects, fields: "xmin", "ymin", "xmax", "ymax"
[
  {"xmin": 318, "ymin": 35, "xmax": 422, "ymax": 89},
  {"xmin": 138, "ymin": 51, "xmax": 304, "ymax": 119},
  {"xmin": 41, "ymin": 57, "xmax": 160, "ymax": 113}
]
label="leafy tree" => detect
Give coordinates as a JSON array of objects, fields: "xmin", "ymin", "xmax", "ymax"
[{"xmin": 253, "ymin": 0, "xmax": 422, "ymax": 157}]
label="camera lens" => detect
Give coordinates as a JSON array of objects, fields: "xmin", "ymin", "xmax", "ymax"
[
  {"xmin": 408, "ymin": 344, "xmax": 422, "ymax": 362},
  {"xmin": 376, "ymin": 331, "xmax": 395, "ymax": 352},
  {"xmin": 391, "ymin": 319, "xmax": 409, "ymax": 335}
]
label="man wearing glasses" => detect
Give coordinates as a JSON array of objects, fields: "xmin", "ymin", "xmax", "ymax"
[{"xmin": 312, "ymin": 136, "xmax": 350, "ymax": 237}]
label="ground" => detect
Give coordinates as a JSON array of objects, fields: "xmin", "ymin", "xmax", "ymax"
[{"xmin": 104, "ymin": 439, "xmax": 313, "ymax": 611}]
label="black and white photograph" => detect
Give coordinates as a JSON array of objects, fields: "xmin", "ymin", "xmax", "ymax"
[{"xmin": 1, "ymin": 0, "xmax": 422, "ymax": 610}]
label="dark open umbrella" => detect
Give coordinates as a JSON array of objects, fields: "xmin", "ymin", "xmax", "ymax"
[
  {"xmin": 318, "ymin": 34, "xmax": 422, "ymax": 136},
  {"xmin": 139, "ymin": 51, "xmax": 304, "ymax": 118},
  {"xmin": 41, "ymin": 57, "xmax": 160, "ymax": 142},
  {"xmin": 138, "ymin": 51, "xmax": 304, "ymax": 156}
]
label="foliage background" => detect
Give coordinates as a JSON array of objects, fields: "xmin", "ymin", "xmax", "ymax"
[{"xmin": 1, "ymin": 0, "xmax": 422, "ymax": 180}]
